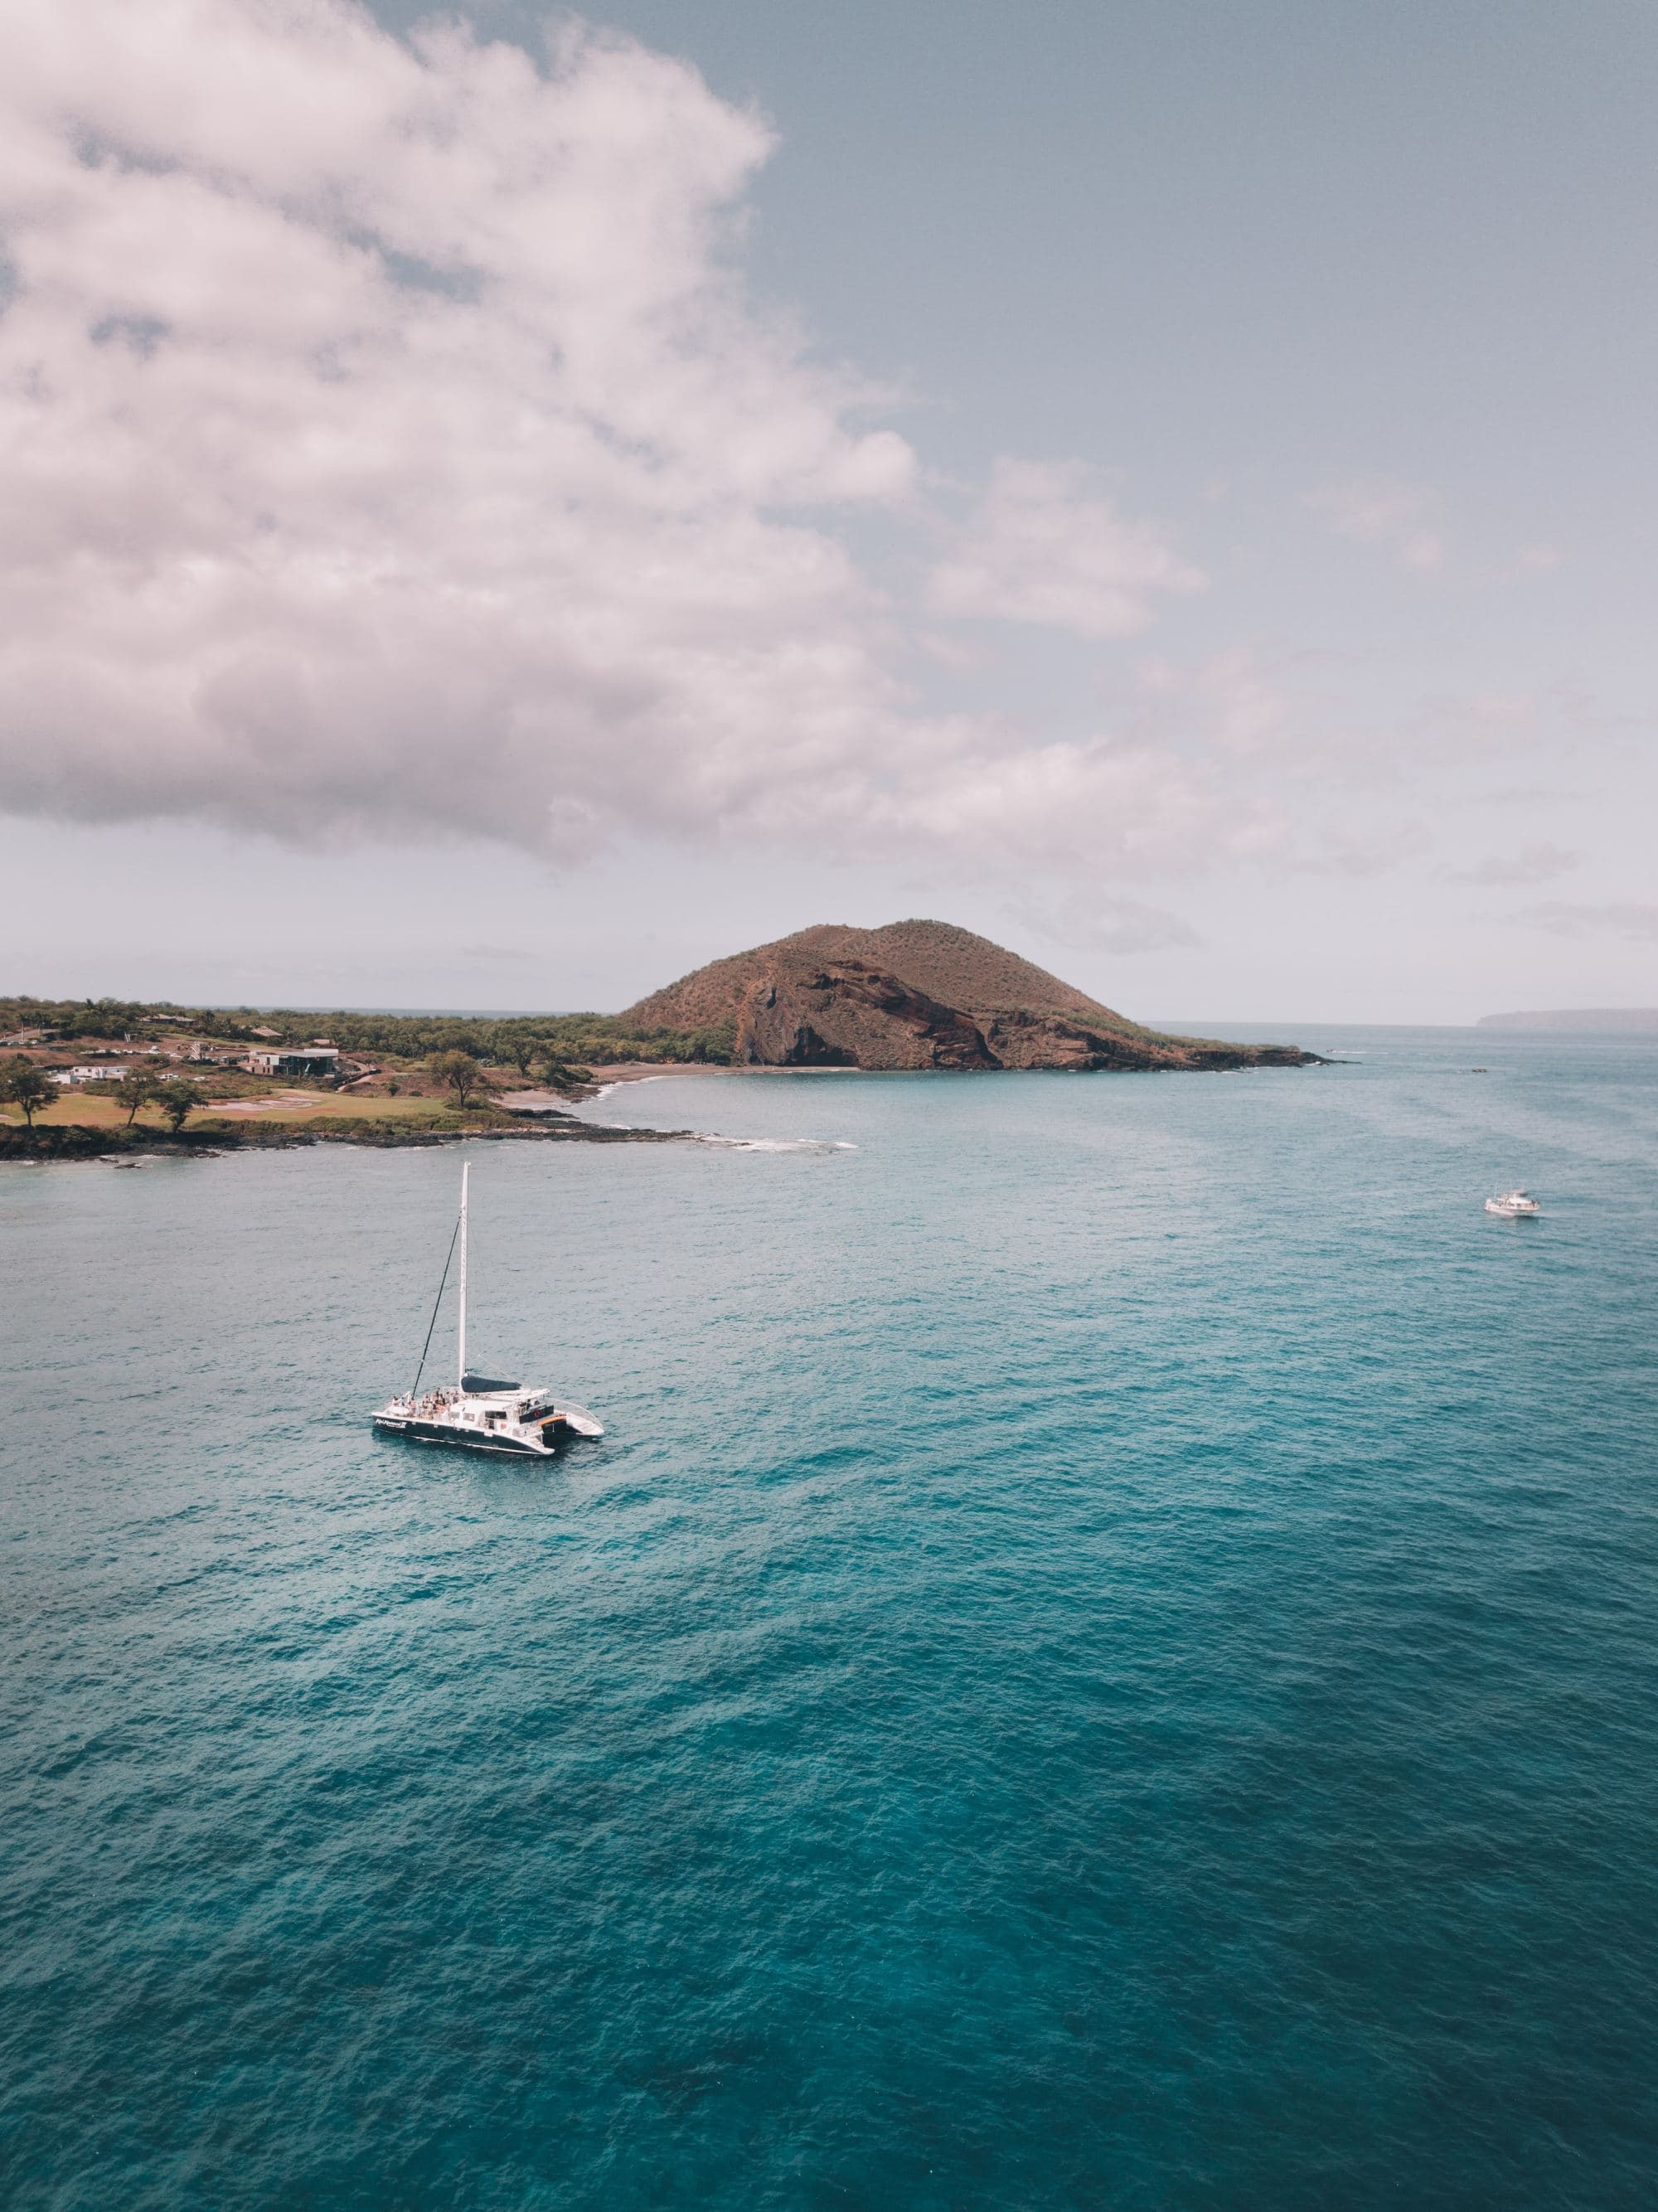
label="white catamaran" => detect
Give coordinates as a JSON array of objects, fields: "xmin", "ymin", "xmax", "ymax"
[{"xmin": 372, "ymin": 1162, "xmax": 604, "ymax": 1456}]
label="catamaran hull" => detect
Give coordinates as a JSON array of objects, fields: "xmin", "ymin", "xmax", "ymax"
[{"xmin": 374, "ymin": 1415, "xmax": 559, "ymax": 1457}]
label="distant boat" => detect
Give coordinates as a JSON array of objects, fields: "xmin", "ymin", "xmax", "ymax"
[
  {"xmin": 371, "ymin": 1162, "xmax": 604, "ymax": 1455},
  {"xmin": 1485, "ymin": 1189, "xmax": 1541, "ymax": 1218}
]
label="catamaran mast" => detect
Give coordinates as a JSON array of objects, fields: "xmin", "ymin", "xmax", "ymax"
[{"xmin": 457, "ymin": 1161, "xmax": 468, "ymax": 1388}]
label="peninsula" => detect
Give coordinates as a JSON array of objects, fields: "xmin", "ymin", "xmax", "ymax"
[{"xmin": 2, "ymin": 920, "xmax": 1313, "ymax": 1157}]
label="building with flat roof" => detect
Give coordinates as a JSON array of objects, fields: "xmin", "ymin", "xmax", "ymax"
[{"xmin": 245, "ymin": 1047, "xmax": 340, "ymax": 1077}]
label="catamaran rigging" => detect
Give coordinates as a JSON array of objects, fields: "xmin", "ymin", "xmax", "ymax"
[{"xmin": 371, "ymin": 1162, "xmax": 604, "ymax": 1455}]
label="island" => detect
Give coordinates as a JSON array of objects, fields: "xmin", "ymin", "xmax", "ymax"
[
  {"xmin": 1478, "ymin": 1007, "xmax": 1658, "ymax": 1032},
  {"xmin": 1, "ymin": 919, "xmax": 1316, "ymax": 1158}
]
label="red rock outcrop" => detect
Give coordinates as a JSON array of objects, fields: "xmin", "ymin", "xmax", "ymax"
[
  {"xmin": 623, "ymin": 919, "xmax": 1315, "ymax": 1071},
  {"xmin": 726, "ymin": 957, "xmax": 997, "ymax": 1068}
]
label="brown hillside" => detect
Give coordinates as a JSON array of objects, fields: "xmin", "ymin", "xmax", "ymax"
[
  {"xmin": 828, "ymin": 920, "xmax": 1146, "ymax": 1030},
  {"xmin": 623, "ymin": 920, "xmax": 1314, "ymax": 1073}
]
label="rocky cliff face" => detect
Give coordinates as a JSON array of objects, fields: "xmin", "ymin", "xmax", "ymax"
[
  {"xmin": 730, "ymin": 957, "xmax": 998, "ymax": 1069},
  {"xmin": 623, "ymin": 920, "xmax": 1316, "ymax": 1071}
]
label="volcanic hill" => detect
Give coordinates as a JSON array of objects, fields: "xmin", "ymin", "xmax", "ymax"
[{"xmin": 624, "ymin": 920, "xmax": 1313, "ymax": 1071}]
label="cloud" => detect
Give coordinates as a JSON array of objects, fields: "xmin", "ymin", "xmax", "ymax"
[
  {"xmin": 0, "ymin": 0, "xmax": 1231, "ymax": 880},
  {"xmin": 1306, "ymin": 477, "xmax": 1444, "ymax": 570},
  {"xmin": 840, "ymin": 726, "xmax": 1273, "ymax": 872},
  {"xmin": 1135, "ymin": 648, "xmax": 1291, "ymax": 756},
  {"xmin": 1522, "ymin": 901, "xmax": 1658, "ymax": 943},
  {"xmin": 1006, "ymin": 889, "xmax": 1200, "ymax": 956},
  {"xmin": 0, "ymin": 2, "xmax": 924, "ymax": 849},
  {"xmin": 926, "ymin": 459, "xmax": 1205, "ymax": 638},
  {"xmin": 1, "ymin": 0, "xmax": 1610, "ymax": 911},
  {"xmin": 1449, "ymin": 843, "xmax": 1580, "ymax": 887}
]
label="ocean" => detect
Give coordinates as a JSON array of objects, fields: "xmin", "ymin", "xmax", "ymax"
[{"xmin": 3, "ymin": 1027, "xmax": 1656, "ymax": 2209}]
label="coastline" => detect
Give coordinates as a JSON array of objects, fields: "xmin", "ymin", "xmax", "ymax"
[
  {"xmin": 0, "ymin": 1114, "xmax": 695, "ymax": 1163},
  {"xmin": 3, "ymin": 1054, "xmax": 1326, "ymax": 1166}
]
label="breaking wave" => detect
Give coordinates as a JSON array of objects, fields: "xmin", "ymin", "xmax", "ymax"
[{"xmin": 696, "ymin": 1134, "xmax": 858, "ymax": 1153}]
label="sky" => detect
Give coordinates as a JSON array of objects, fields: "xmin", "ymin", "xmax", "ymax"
[{"xmin": 2, "ymin": 0, "xmax": 1655, "ymax": 1022}]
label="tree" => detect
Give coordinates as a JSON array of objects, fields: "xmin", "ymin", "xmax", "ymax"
[
  {"xmin": 0, "ymin": 1058, "xmax": 57, "ymax": 1128},
  {"xmin": 427, "ymin": 1050, "xmax": 484, "ymax": 1108},
  {"xmin": 536, "ymin": 1058, "xmax": 592, "ymax": 1093},
  {"xmin": 154, "ymin": 1077, "xmax": 206, "ymax": 1133},
  {"xmin": 112, "ymin": 1070, "xmax": 159, "ymax": 1126}
]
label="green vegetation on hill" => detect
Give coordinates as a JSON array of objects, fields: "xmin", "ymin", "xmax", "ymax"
[{"xmin": 0, "ymin": 995, "xmax": 735, "ymax": 1067}]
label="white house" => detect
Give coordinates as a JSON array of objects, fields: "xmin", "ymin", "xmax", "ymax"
[
  {"xmin": 51, "ymin": 1065, "xmax": 133, "ymax": 1086},
  {"xmin": 245, "ymin": 1047, "xmax": 341, "ymax": 1077}
]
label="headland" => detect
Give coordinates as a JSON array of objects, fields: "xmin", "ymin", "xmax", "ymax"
[
  {"xmin": 625, "ymin": 919, "xmax": 1317, "ymax": 1072},
  {"xmin": 2, "ymin": 920, "xmax": 1316, "ymax": 1159}
]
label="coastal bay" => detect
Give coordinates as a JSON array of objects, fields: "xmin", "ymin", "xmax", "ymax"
[
  {"xmin": 5, "ymin": 1026, "xmax": 1656, "ymax": 2208},
  {"xmin": 2, "ymin": 919, "xmax": 1321, "ymax": 1162}
]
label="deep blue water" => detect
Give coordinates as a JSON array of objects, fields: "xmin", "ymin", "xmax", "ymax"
[{"xmin": 3, "ymin": 1028, "xmax": 1656, "ymax": 2209}]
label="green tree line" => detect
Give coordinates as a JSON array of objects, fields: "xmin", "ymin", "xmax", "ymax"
[{"xmin": 0, "ymin": 996, "xmax": 734, "ymax": 1067}]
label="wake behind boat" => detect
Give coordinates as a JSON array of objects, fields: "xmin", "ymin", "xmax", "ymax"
[{"xmin": 372, "ymin": 1162, "xmax": 604, "ymax": 1456}]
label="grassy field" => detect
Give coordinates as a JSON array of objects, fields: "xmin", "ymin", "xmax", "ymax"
[{"xmin": 2, "ymin": 1091, "xmax": 468, "ymax": 1133}]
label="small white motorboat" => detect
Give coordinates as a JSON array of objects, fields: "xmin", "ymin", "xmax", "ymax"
[
  {"xmin": 1485, "ymin": 1189, "xmax": 1541, "ymax": 1218},
  {"xmin": 372, "ymin": 1162, "xmax": 604, "ymax": 1456}
]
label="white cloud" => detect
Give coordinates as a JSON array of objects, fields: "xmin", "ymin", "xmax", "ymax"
[
  {"xmin": 1307, "ymin": 477, "xmax": 1444, "ymax": 570},
  {"xmin": 0, "ymin": 1, "xmax": 931, "ymax": 851},
  {"xmin": 0, "ymin": 1, "xmax": 1232, "ymax": 876},
  {"xmin": 0, "ymin": 0, "xmax": 1609, "ymax": 911},
  {"xmin": 926, "ymin": 459, "xmax": 1205, "ymax": 638}
]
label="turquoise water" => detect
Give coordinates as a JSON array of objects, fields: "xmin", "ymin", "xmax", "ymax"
[{"xmin": 3, "ymin": 1029, "xmax": 1656, "ymax": 2209}]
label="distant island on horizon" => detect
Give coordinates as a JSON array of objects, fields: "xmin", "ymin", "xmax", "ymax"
[{"xmin": 1478, "ymin": 1007, "xmax": 1658, "ymax": 1032}]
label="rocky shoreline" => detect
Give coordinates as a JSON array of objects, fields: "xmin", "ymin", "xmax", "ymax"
[
  {"xmin": 0, "ymin": 1113, "xmax": 691, "ymax": 1162},
  {"xmin": 3, "ymin": 1049, "xmax": 1328, "ymax": 1166}
]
